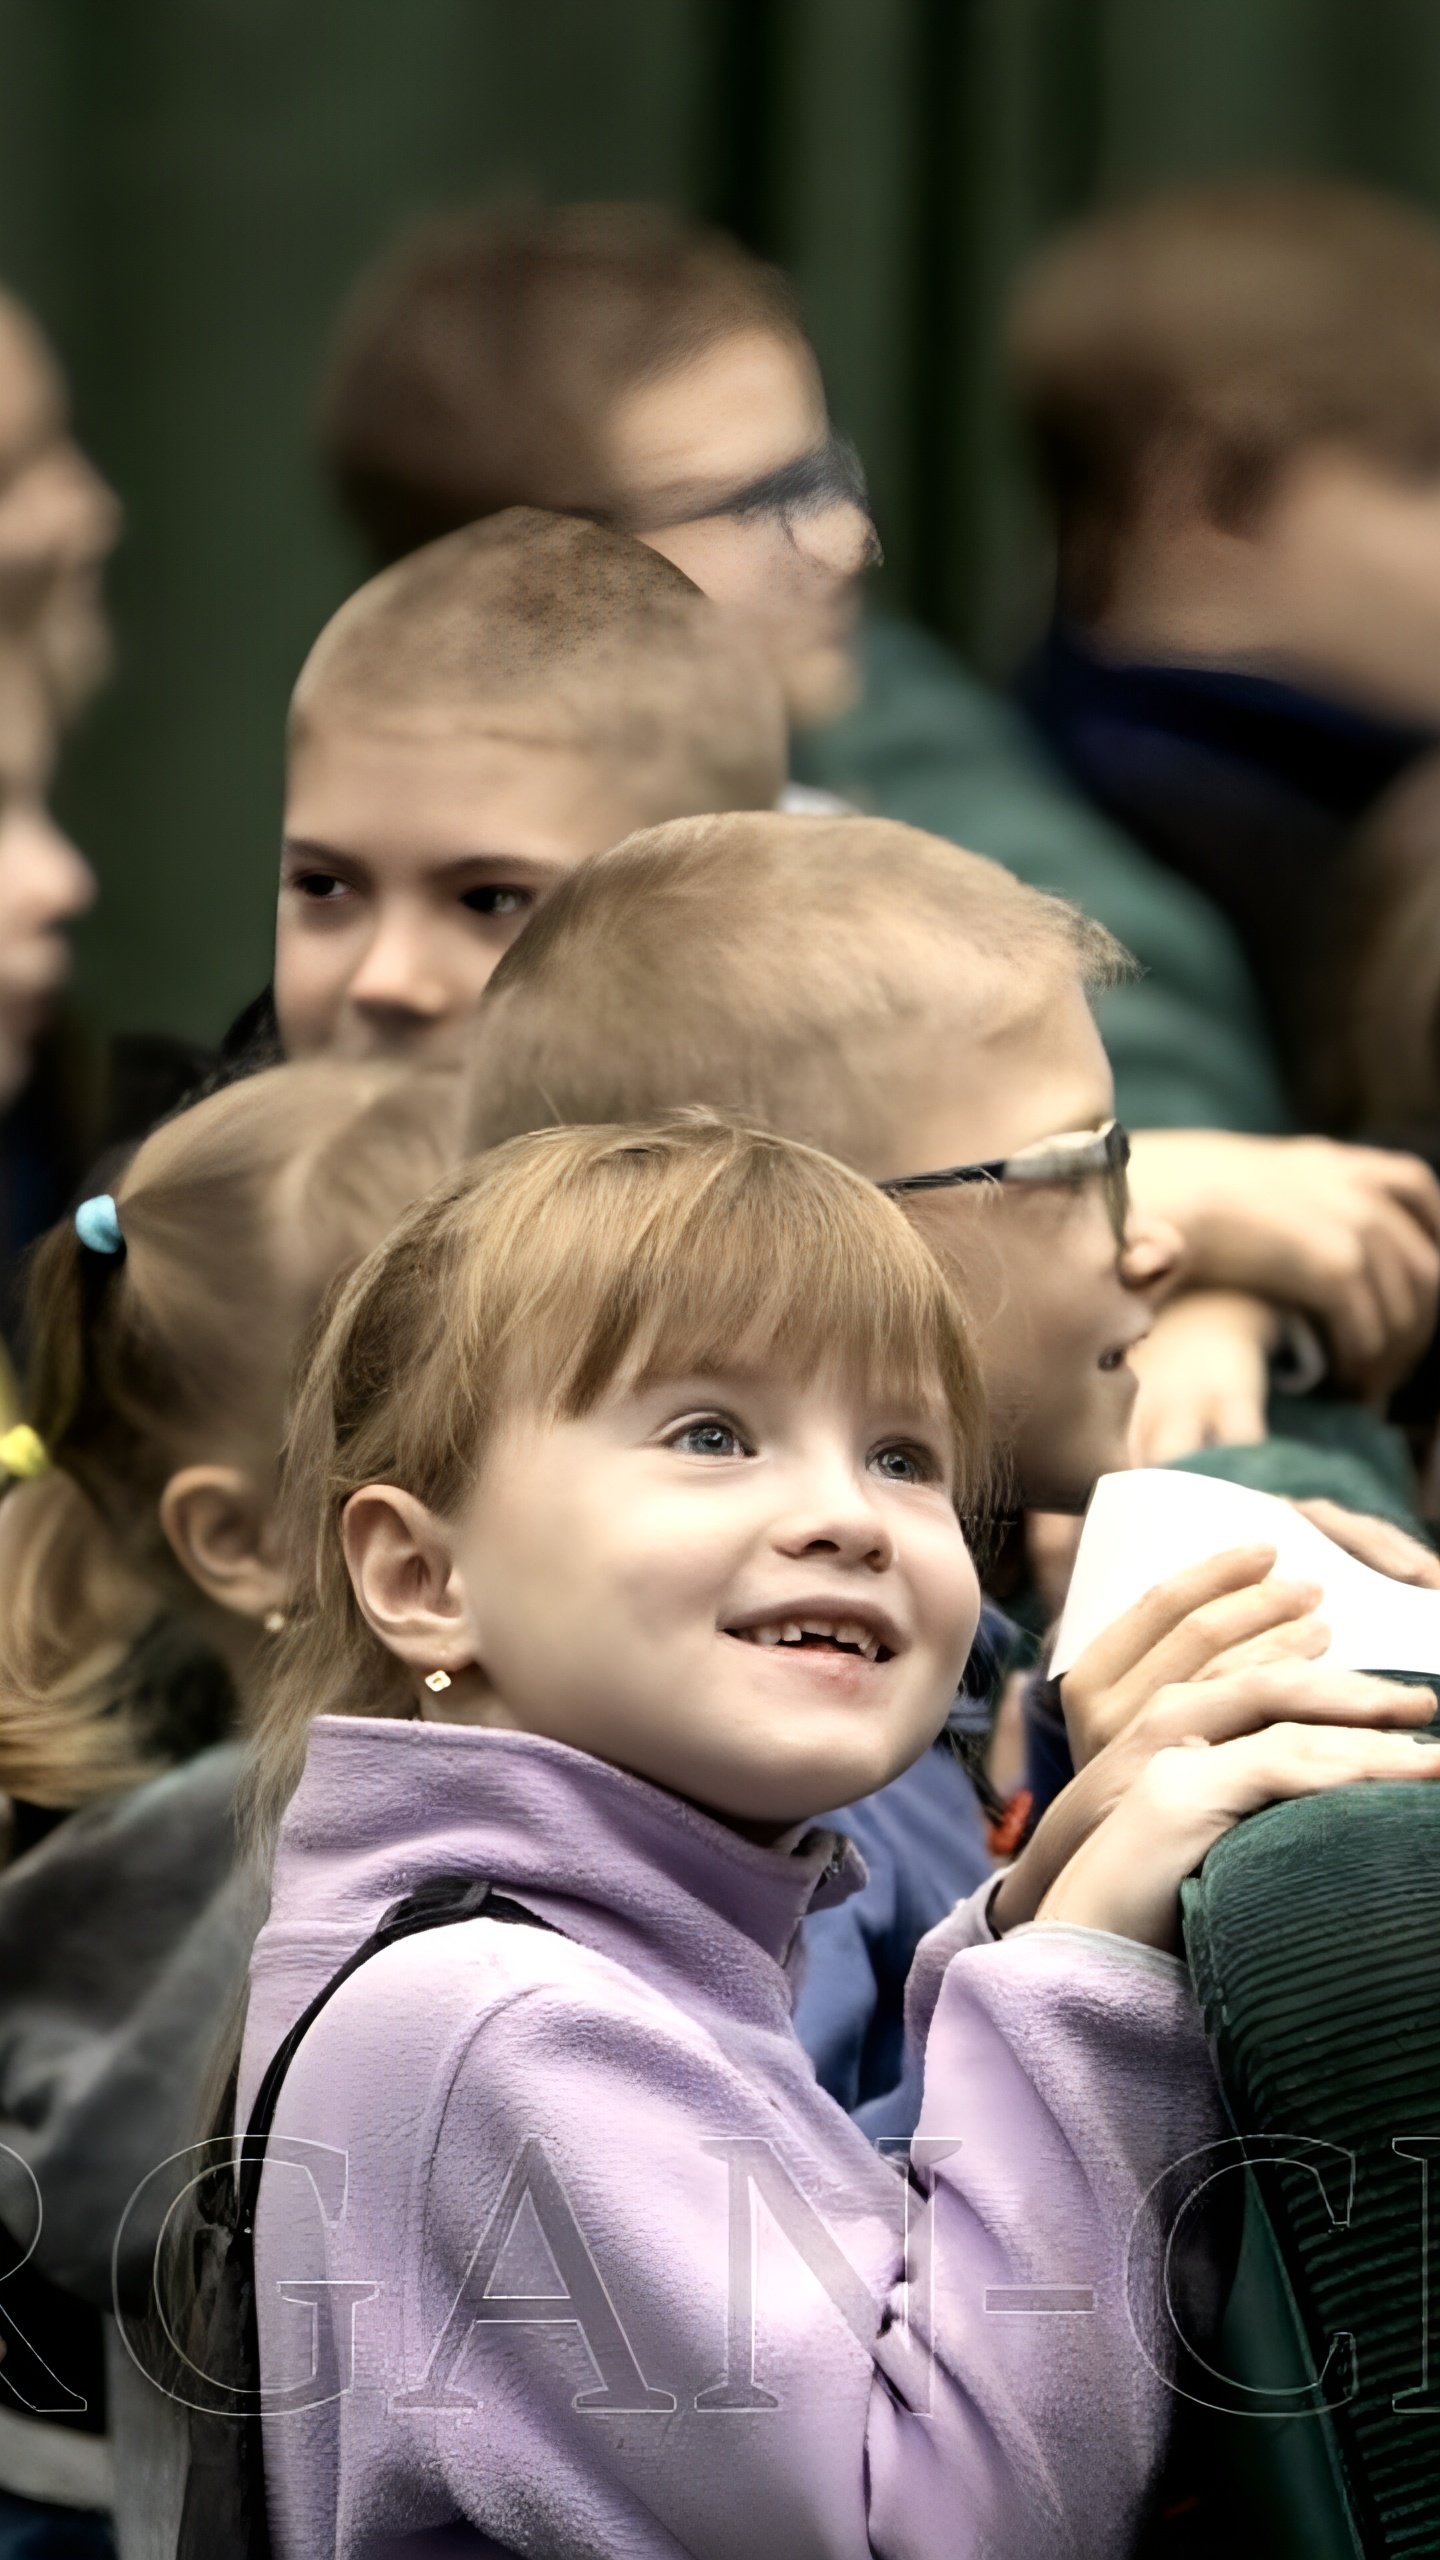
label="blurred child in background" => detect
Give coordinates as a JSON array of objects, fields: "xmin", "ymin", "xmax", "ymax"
[
  {"xmin": 1012, "ymin": 181, "xmax": 1440, "ymax": 1437},
  {"xmin": 0, "ymin": 277, "xmax": 118, "ymax": 1371},
  {"xmin": 1012, "ymin": 179, "xmax": 1440, "ymax": 1092},
  {"xmin": 0, "ymin": 1061, "xmax": 462, "ymax": 2559},
  {"xmin": 0, "ymin": 283, "xmax": 118, "ymax": 729},
  {"xmin": 0, "ymin": 643, "xmax": 96, "ymax": 1371},
  {"xmin": 211, "ymin": 508, "xmax": 781, "ymax": 1075},
  {"xmin": 1319, "ymin": 748, "xmax": 1440, "ymax": 1159},
  {"xmin": 1313, "ymin": 748, "xmax": 1440, "ymax": 1501},
  {"xmin": 318, "ymin": 199, "xmax": 1281, "ymax": 1135},
  {"xmin": 317, "ymin": 200, "xmax": 1440, "ymax": 1466},
  {"xmin": 0, "ymin": 652, "xmax": 94, "ymax": 1130},
  {"xmin": 264, "ymin": 508, "xmax": 784, "ymax": 1068}
]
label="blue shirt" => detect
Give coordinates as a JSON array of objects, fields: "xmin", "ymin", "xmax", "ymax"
[{"xmin": 794, "ymin": 1604, "xmax": 1014, "ymax": 2142}]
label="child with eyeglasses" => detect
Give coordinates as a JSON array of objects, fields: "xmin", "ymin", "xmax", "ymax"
[{"xmin": 462, "ymin": 808, "xmax": 1440, "ymax": 2137}]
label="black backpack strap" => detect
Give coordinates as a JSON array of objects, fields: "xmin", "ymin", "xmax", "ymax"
[
  {"xmin": 237, "ymin": 1874, "xmax": 557, "ymax": 2233},
  {"xmin": 181, "ymin": 1876, "xmax": 558, "ymax": 2560}
]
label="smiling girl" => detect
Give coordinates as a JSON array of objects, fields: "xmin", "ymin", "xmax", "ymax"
[{"xmin": 237, "ymin": 1115, "xmax": 1438, "ymax": 2560}]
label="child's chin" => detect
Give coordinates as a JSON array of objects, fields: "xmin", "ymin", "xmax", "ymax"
[{"xmin": 729, "ymin": 1749, "xmax": 924, "ymax": 1834}]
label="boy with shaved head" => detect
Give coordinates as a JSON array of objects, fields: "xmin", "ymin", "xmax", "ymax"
[
  {"xmin": 469, "ymin": 810, "xmax": 1157, "ymax": 1510},
  {"xmin": 271, "ymin": 507, "xmax": 785, "ymax": 1065}
]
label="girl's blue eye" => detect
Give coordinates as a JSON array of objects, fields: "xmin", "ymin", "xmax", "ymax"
[
  {"xmin": 670, "ymin": 1418, "xmax": 748, "ymax": 1459},
  {"xmin": 871, "ymin": 1442, "xmax": 940, "ymax": 1486}
]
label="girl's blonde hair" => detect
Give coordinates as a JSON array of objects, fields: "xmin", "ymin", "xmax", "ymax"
[
  {"xmin": 0, "ymin": 1060, "xmax": 462, "ymax": 1809},
  {"xmin": 250, "ymin": 1112, "xmax": 987, "ymax": 1846}
]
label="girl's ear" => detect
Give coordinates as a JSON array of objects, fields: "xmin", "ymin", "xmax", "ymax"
[
  {"xmin": 159, "ymin": 1466, "xmax": 289, "ymax": 1622},
  {"xmin": 341, "ymin": 1485, "xmax": 472, "ymax": 1676}
]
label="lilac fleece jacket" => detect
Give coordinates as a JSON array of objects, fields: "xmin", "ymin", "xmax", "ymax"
[{"xmin": 240, "ymin": 1717, "xmax": 1225, "ymax": 2560}]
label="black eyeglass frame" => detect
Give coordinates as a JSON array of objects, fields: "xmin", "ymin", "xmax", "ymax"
[
  {"xmin": 595, "ymin": 426, "xmax": 880, "ymax": 551},
  {"xmin": 880, "ymin": 1120, "xmax": 1132, "ymax": 1249}
]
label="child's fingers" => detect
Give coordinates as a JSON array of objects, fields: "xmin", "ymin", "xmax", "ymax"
[
  {"xmin": 1191, "ymin": 1612, "xmax": 1331, "ymax": 1682},
  {"xmin": 1062, "ymin": 1554, "xmax": 1324, "ymax": 1761},
  {"xmin": 1340, "ymin": 1219, "xmax": 1438, "ymax": 1393},
  {"xmin": 1127, "ymin": 1573, "xmax": 1325, "ymax": 1696},
  {"xmin": 1032, "ymin": 1726, "xmax": 1440, "ymax": 1948},
  {"xmin": 1060, "ymin": 1543, "xmax": 1283, "ymax": 1694},
  {"xmin": 1158, "ymin": 1722, "xmax": 1440, "ymax": 1830},
  {"xmin": 1147, "ymin": 1662, "xmax": 1435, "ymax": 1749},
  {"xmin": 1291, "ymin": 1497, "xmax": 1440, "ymax": 1590},
  {"xmin": 1361, "ymin": 1146, "xmax": 1440, "ymax": 1243},
  {"xmin": 1024, "ymin": 1730, "xmax": 1424, "ymax": 1945},
  {"xmin": 999, "ymin": 1663, "xmax": 1429, "ymax": 1934}
]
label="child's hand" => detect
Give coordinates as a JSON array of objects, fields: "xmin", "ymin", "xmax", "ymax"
[
  {"xmin": 1030, "ymin": 1720, "xmax": 1440, "ymax": 1953},
  {"xmin": 1057, "ymin": 1542, "xmax": 1327, "ymax": 1765},
  {"xmin": 1127, "ymin": 1130, "xmax": 1440, "ymax": 1396},
  {"xmin": 994, "ymin": 1660, "xmax": 1436, "ymax": 1935},
  {"xmin": 1126, "ymin": 1289, "xmax": 1277, "ymax": 1464},
  {"xmin": 1290, "ymin": 1496, "xmax": 1440, "ymax": 1589}
]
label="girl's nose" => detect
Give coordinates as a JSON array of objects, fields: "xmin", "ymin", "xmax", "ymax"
[{"xmin": 772, "ymin": 1479, "xmax": 896, "ymax": 1572}]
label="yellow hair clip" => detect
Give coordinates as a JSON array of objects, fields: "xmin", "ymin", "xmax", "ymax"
[{"xmin": 0, "ymin": 1425, "xmax": 50, "ymax": 1480}]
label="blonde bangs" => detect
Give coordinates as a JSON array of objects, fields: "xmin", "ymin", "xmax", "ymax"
[
  {"xmin": 329, "ymin": 1121, "xmax": 986, "ymax": 1508},
  {"xmin": 512, "ymin": 1134, "xmax": 987, "ymax": 1506}
]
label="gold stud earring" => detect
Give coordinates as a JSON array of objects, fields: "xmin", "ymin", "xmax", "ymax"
[
  {"xmin": 424, "ymin": 1668, "xmax": 452, "ymax": 1693},
  {"xmin": 262, "ymin": 1609, "xmax": 286, "ymax": 1635}
]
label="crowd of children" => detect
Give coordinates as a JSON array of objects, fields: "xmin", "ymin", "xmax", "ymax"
[{"xmin": 2, "ymin": 179, "xmax": 1440, "ymax": 2560}]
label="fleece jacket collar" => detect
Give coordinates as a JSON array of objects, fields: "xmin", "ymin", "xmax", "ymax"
[{"xmin": 262, "ymin": 1716, "xmax": 866, "ymax": 2040}]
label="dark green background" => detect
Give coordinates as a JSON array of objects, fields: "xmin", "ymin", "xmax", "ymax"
[{"xmin": 6, "ymin": 0, "xmax": 1440, "ymax": 1044}]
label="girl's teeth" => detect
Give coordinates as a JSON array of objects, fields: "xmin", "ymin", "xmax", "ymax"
[{"xmin": 738, "ymin": 1618, "xmax": 882, "ymax": 1659}]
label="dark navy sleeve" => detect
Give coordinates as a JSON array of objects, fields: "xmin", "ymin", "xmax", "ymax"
[
  {"xmin": 1023, "ymin": 1671, "xmax": 1076, "ymax": 1816},
  {"xmin": 793, "ymin": 1603, "xmax": 1025, "ymax": 2144},
  {"xmin": 794, "ymin": 1738, "xmax": 993, "ymax": 2143}
]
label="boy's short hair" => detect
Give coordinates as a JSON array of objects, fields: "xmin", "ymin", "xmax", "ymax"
[
  {"xmin": 318, "ymin": 202, "xmax": 805, "ymax": 563},
  {"xmin": 464, "ymin": 809, "xmax": 1125, "ymax": 1171},
  {"xmin": 290, "ymin": 509, "xmax": 787, "ymax": 816},
  {"xmin": 1010, "ymin": 180, "xmax": 1440, "ymax": 619}
]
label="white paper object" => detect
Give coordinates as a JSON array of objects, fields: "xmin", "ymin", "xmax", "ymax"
[{"xmin": 1050, "ymin": 1468, "xmax": 1440, "ymax": 1678}]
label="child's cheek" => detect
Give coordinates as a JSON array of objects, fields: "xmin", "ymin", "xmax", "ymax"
[{"xmin": 923, "ymin": 1521, "xmax": 982, "ymax": 1667}]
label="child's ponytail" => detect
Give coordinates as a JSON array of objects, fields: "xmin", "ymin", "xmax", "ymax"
[
  {"xmin": 0, "ymin": 1208, "xmax": 235, "ymax": 1809},
  {"xmin": 0, "ymin": 1061, "xmax": 462, "ymax": 1814},
  {"xmin": 0, "ymin": 1470, "xmax": 182, "ymax": 1807}
]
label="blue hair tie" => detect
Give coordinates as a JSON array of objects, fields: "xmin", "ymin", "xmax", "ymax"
[{"xmin": 74, "ymin": 1194, "xmax": 125, "ymax": 1258}]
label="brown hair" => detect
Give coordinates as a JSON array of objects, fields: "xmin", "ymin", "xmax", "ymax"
[
  {"xmin": 317, "ymin": 201, "xmax": 806, "ymax": 563},
  {"xmin": 0, "ymin": 1060, "xmax": 462, "ymax": 1808},
  {"xmin": 463, "ymin": 810, "xmax": 1127, "ymax": 1172},
  {"xmin": 290, "ymin": 509, "xmax": 787, "ymax": 818},
  {"xmin": 1315, "ymin": 752, "xmax": 1440, "ymax": 1136},
  {"xmin": 1010, "ymin": 180, "xmax": 1440, "ymax": 619},
  {"xmin": 250, "ymin": 1113, "xmax": 985, "ymax": 1845}
]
